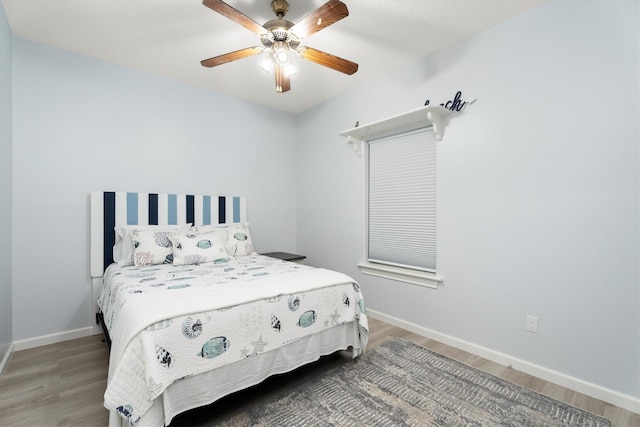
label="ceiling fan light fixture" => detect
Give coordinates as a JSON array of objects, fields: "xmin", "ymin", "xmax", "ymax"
[
  {"xmin": 259, "ymin": 54, "xmax": 275, "ymax": 73},
  {"xmin": 274, "ymin": 49, "xmax": 290, "ymax": 65},
  {"xmin": 273, "ymin": 41, "xmax": 291, "ymax": 66},
  {"xmin": 283, "ymin": 63, "xmax": 297, "ymax": 77},
  {"xmin": 259, "ymin": 47, "xmax": 297, "ymax": 77}
]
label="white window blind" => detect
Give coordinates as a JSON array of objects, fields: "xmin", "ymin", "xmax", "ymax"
[{"xmin": 367, "ymin": 126, "xmax": 436, "ymax": 272}]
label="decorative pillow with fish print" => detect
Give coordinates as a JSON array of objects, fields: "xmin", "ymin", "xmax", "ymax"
[
  {"xmin": 195, "ymin": 222, "xmax": 256, "ymax": 257},
  {"xmin": 169, "ymin": 229, "xmax": 231, "ymax": 265},
  {"xmin": 114, "ymin": 224, "xmax": 192, "ymax": 265},
  {"xmin": 131, "ymin": 228, "xmax": 179, "ymax": 267}
]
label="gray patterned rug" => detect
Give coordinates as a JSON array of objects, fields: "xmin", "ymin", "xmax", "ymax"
[{"xmin": 194, "ymin": 338, "xmax": 611, "ymax": 426}]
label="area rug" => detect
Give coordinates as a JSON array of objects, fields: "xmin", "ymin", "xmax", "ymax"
[{"xmin": 218, "ymin": 338, "xmax": 610, "ymax": 426}]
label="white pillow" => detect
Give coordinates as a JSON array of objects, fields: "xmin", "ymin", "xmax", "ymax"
[
  {"xmin": 196, "ymin": 222, "xmax": 256, "ymax": 256},
  {"xmin": 131, "ymin": 229, "xmax": 180, "ymax": 267},
  {"xmin": 114, "ymin": 224, "xmax": 191, "ymax": 265},
  {"xmin": 169, "ymin": 229, "xmax": 230, "ymax": 265}
]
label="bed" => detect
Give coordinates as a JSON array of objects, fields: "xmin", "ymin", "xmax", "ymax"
[{"xmin": 90, "ymin": 191, "xmax": 368, "ymax": 427}]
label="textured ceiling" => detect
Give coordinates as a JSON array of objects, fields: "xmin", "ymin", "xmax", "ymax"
[{"xmin": 2, "ymin": 0, "xmax": 549, "ymax": 114}]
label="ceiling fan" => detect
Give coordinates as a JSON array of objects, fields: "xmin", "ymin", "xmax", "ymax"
[{"xmin": 201, "ymin": 0, "xmax": 358, "ymax": 93}]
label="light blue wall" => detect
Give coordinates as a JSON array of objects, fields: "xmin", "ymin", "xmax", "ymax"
[
  {"xmin": 5, "ymin": 0, "xmax": 639, "ymax": 405},
  {"xmin": 11, "ymin": 38, "xmax": 298, "ymax": 340},
  {"xmin": 0, "ymin": 2, "xmax": 13, "ymax": 366},
  {"xmin": 296, "ymin": 0, "xmax": 639, "ymax": 399}
]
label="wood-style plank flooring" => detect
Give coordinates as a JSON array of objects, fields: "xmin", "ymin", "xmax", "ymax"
[{"xmin": 0, "ymin": 317, "xmax": 638, "ymax": 426}]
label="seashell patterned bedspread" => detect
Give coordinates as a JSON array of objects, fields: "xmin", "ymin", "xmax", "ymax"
[{"xmin": 98, "ymin": 255, "xmax": 368, "ymax": 426}]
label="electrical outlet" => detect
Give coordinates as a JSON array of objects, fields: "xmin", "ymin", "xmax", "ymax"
[{"xmin": 526, "ymin": 315, "xmax": 538, "ymax": 333}]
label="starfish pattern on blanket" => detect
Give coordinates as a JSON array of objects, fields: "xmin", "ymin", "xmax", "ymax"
[
  {"xmin": 330, "ymin": 309, "xmax": 341, "ymax": 326},
  {"xmin": 251, "ymin": 336, "xmax": 268, "ymax": 353}
]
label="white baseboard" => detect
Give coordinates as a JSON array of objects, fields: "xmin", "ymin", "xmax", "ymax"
[
  {"xmin": 0, "ymin": 343, "xmax": 14, "ymax": 376},
  {"xmin": 367, "ymin": 308, "xmax": 640, "ymax": 415},
  {"xmin": 13, "ymin": 327, "xmax": 95, "ymax": 351}
]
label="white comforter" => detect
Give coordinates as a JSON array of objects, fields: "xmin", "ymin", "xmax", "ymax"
[{"xmin": 98, "ymin": 255, "xmax": 368, "ymax": 426}]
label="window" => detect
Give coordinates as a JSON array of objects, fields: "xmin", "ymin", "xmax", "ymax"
[
  {"xmin": 340, "ymin": 105, "xmax": 450, "ymax": 288},
  {"xmin": 361, "ymin": 127, "xmax": 441, "ymax": 288}
]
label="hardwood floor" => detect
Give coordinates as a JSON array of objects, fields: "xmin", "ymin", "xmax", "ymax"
[
  {"xmin": 0, "ymin": 317, "xmax": 638, "ymax": 426},
  {"xmin": 0, "ymin": 334, "xmax": 109, "ymax": 426}
]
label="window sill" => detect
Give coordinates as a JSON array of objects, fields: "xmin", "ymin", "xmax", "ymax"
[{"xmin": 357, "ymin": 262, "xmax": 442, "ymax": 289}]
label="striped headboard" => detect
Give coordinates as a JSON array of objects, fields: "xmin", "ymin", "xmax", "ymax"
[{"xmin": 90, "ymin": 191, "xmax": 247, "ymax": 277}]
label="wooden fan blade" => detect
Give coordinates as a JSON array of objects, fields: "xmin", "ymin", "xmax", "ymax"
[
  {"xmin": 202, "ymin": 0, "xmax": 268, "ymax": 35},
  {"xmin": 289, "ymin": 0, "xmax": 348, "ymax": 39},
  {"xmin": 201, "ymin": 46, "xmax": 264, "ymax": 67},
  {"xmin": 275, "ymin": 65, "xmax": 291, "ymax": 93},
  {"xmin": 298, "ymin": 46, "xmax": 358, "ymax": 75}
]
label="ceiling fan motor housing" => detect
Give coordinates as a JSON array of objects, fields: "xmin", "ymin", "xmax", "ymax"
[{"xmin": 261, "ymin": 18, "xmax": 300, "ymax": 49}]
